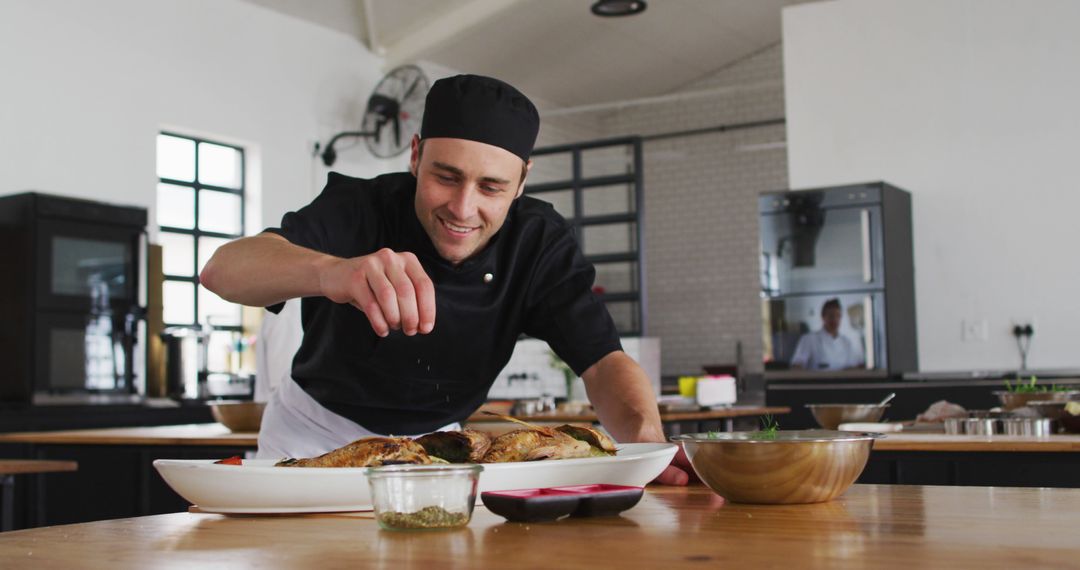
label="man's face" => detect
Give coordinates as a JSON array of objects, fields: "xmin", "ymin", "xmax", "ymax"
[
  {"xmin": 822, "ymin": 307, "xmax": 842, "ymax": 336},
  {"xmin": 411, "ymin": 136, "xmax": 531, "ymax": 266}
]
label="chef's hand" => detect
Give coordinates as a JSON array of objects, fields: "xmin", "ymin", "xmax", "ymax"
[
  {"xmin": 319, "ymin": 248, "xmax": 435, "ymax": 337},
  {"xmin": 653, "ymin": 446, "xmax": 697, "ymax": 486}
]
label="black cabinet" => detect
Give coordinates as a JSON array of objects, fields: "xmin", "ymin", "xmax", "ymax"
[{"xmin": 2, "ymin": 443, "xmax": 252, "ymax": 530}]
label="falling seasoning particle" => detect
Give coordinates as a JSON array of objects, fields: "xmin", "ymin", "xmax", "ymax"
[{"xmin": 483, "ymin": 273, "xmax": 493, "ymax": 283}]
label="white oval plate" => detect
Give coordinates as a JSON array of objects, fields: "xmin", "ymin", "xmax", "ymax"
[{"xmin": 154, "ymin": 442, "xmax": 677, "ymax": 513}]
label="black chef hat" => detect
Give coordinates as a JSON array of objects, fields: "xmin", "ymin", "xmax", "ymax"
[{"xmin": 420, "ymin": 74, "xmax": 540, "ymax": 162}]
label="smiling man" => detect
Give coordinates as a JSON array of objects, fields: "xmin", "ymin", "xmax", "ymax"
[{"xmin": 200, "ymin": 74, "xmax": 691, "ymax": 485}]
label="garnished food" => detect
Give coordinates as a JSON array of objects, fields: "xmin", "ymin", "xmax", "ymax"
[
  {"xmin": 415, "ymin": 429, "xmax": 492, "ymax": 463},
  {"xmin": 554, "ymin": 424, "xmax": 617, "ymax": 457},
  {"xmin": 275, "ymin": 436, "xmax": 431, "ymax": 468},
  {"xmin": 479, "ymin": 413, "xmax": 592, "ymax": 462},
  {"xmin": 267, "ymin": 414, "xmax": 620, "ymax": 467},
  {"xmin": 377, "ymin": 506, "xmax": 469, "ymax": 529},
  {"xmin": 214, "ymin": 456, "xmax": 243, "ymax": 465}
]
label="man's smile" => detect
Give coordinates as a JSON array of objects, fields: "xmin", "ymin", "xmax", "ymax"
[{"xmin": 439, "ymin": 216, "xmax": 478, "ymax": 235}]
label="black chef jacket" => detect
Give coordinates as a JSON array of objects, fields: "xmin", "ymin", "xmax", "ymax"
[{"xmin": 263, "ymin": 171, "xmax": 622, "ymax": 435}]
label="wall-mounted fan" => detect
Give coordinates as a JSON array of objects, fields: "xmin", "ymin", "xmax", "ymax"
[{"xmin": 318, "ymin": 64, "xmax": 429, "ymax": 166}]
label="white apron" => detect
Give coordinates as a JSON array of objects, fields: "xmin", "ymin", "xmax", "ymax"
[{"xmin": 256, "ymin": 375, "xmax": 460, "ymax": 459}]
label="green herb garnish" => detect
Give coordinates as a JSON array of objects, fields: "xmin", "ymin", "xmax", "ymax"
[
  {"xmin": 1005, "ymin": 376, "xmax": 1041, "ymax": 393},
  {"xmin": 751, "ymin": 414, "xmax": 780, "ymax": 440},
  {"xmin": 378, "ymin": 506, "xmax": 468, "ymax": 529}
]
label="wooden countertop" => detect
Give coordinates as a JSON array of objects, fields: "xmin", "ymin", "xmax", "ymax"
[
  {"xmin": 1, "ymin": 484, "xmax": 1077, "ymax": 568},
  {"xmin": 873, "ymin": 432, "xmax": 1080, "ymax": 452},
  {"xmin": 0, "ymin": 407, "xmax": 790, "ymax": 447},
  {"xmin": 466, "ymin": 405, "xmax": 790, "ymax": 423},
  {"xmin": 3, "ymin": 423, "xmax": 1078, "ymax": 453},
  {"xmin": 0, "ymin": 424, "xmax": 259, "ymax": 447},
  {"xmin": 0, "ymin": 460, "xmax": 77, "ymax": 476}
]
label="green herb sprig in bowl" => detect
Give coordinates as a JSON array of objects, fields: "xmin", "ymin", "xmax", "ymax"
[
  {"xmin": 750, "ymin": 414, "xmax": 780, "ymax": 440},
  {"xmin": 1004, "ymin": 376, "xmax": 1073, "ymax": 393}
]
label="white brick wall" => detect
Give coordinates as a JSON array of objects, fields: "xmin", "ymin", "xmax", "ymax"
[{"xmin": 539, "ymin": 44, "xmax": 789, "ymax": 377}]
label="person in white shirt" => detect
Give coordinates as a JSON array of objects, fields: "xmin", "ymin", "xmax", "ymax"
[{"xmin": 790, "ymin": 298, "xmax": 865, "ymax": 371}]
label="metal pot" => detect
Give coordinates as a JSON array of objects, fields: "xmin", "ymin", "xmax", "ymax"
[{"xmin": 162, "ymin": 326, "xmax": 210, "ymax": 400}]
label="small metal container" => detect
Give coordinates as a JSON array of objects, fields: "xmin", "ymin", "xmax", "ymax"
[
  {"xmin": 1001, "ymin": 418, "xmax": 1053, "ymax": 436},
  {"xmin": 962, "ymin": 418, "xmax": 998, "ymax": 435},
  {"xmin": 943, "ymin": 417, "xmax": 965, "ymax": 435}
]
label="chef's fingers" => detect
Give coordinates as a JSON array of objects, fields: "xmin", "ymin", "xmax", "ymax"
[
  {"xmin": 652, "ymin": 464, "xmax": 690, "ymax": 486},
  {"xmin": 350, "ymin": 276, "xmax": 391, "ymax": 337},
  {"xmin": 384, "ymin": 257, "xmax": 419, "ymax": 336},
  {"xmin": 366, "ymin": 271, "xmax": 401, "ymax": 333},
  {"xmin": 402, "ymin": 254, "xmax": 436, "ymax": 334}
]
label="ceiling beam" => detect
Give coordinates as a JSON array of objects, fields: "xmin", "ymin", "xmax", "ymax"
[
  {"xmin": 360, "ymin": 0, "xmax": 379, "ymax": 54},
  {"xmin": 381, "ymin": 0, "xmax": 528, "ymax": 69}
]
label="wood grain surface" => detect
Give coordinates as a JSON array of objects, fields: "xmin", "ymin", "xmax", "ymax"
[
  {"xmin": 466, "ymin": 405, "xmax": 791, "ymax": 423},
  {"xmin": 0, "ymin": 460, "xmax": 77, "ymax": 475},
  {"xmin": 0, "ymin": 424, "xmax": 259, "ymax": 447},
  {"xmin": 3, "ymin": 424, "xmax": 1078, "ymax": 453},
  {"xmin": 872, "ymin": 433, "xmax": 1080, "ymax": 452},
  {"xmin": 1, "ymin": 484, "xmax": 1077, "ymax": 568}
]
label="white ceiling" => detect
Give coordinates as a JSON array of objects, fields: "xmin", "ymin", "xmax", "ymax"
[{"xmin": 243, "ymin": 0, "xmax": 815, "ymax": 110}]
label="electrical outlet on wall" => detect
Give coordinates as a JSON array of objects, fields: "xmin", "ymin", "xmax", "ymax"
[
  {"xmin": 961, "ymin": 319, "xmax": 989, "ymax": 342},
  {"xmin": 1009, "ymin": 317, "xmax": 1037, "ymax": 337}
]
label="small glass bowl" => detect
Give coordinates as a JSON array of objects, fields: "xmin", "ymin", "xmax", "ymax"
[{"xmin": 366, "ymin": 464, "xmax": 483, "ymax": 531}]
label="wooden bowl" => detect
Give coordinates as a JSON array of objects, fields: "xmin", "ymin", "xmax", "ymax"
[
  {"xmin": 672, "ymin": 430, "xmax": 881, "ymax": 504},
  {"xmin": 210, "ymin": 401, "xmax": 266, "ymax": 433},
  {"xmin": 806, "ymin": 404, "xmax": 889, "ymax": 430},
  {"xmin": 993, "ymin": 391, "xmax": 1079, "ymax": 411}
]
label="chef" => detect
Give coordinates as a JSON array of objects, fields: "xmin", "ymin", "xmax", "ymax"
[
  {"xmin": 200, "ymin": 74, "xmax": 691, "ymax": 485},
  {"xmin": 790, "ymin": 298, "xmax": 865, "ymax": 371}
]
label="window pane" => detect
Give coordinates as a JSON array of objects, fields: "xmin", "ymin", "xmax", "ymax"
[
  {"xmin": 197, "ymin": 236, "xmax": 231, "ymax": 274},
  {"xmin": 605, "ymin": 301, "xmax": 638, "ymax": 333},
  {"xmin": 535, "ymin": 189, "xmax": 575, "ymax": 219},
  {"xmin": 583, "ymin": 183, "xmax": 635, "ymax": 217},
  {"xmin": 163, "ymin": 280, "xmax": 195, "ymax": 325},
  {"xmin": 159, "ymin": 232, "xmax": 195, "ymax": 277},
  {"xmin": 157, "ymin": 183, "xmax": 195, "ymax": 229},
  {"xmin": 157, "ymin": 134, "xmax": 196, "ymax": 182},
  {"xmin": 528, "ymin": 152, "xmax": 573, "ymax": 185},
  {"xmin": 199, "ymin": 190, "xmax": 242, "ymax": 235},
  {"xmin": 199, "ymin": 285, "xmax": 242, "ymax": 327},
  {"xmin": 198, "ymin": 142, "xmax": 242, "ymax": 188},
  {"xmin": 582, "ymin": 222, "xmax": 636, "ymax": 256},
  {"xmin": 582, "ymin": 145, "xmax": 632, "ymax": 179},
  {"xmin": 593, "ymin": 261, "xmax": 637, "ymax": 295},
  {"xmin": 207, "ymin": 330, "xmax": 238, "ymax": 373}
]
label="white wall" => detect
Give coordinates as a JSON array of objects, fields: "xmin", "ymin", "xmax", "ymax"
[
  {"xmin": 0, "ymin": 0, "xmax": 389, "ymax": 238},
  {"xmin": 783, "ymin": 0, "xmax": 1080, "ymax": 372}
]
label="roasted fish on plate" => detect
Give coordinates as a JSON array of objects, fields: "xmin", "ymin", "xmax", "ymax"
[
  {"xmin": 272, "ymin": 414, "xmax": 619, "ymax": 467},
  {"xmin": 275, "ymin": 436, "xmax": 430, "ymax": 468}
]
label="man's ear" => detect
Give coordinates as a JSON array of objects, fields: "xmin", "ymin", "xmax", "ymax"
[
  {"xmin": 515, "ymin": 159, "xmax": 533, "ymax": 199},
  {"xmin": 409, "ymin": 135, "xmax": 422, "ymax": 177}
]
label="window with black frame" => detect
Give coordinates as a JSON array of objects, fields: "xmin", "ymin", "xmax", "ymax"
[
  {"xmin": 526, "ymin": 137, "xmax": 645, "ymax": 335},
  {"xmin": 155, "ymin": 132, "xmax": 246, "ymax": 372}
]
